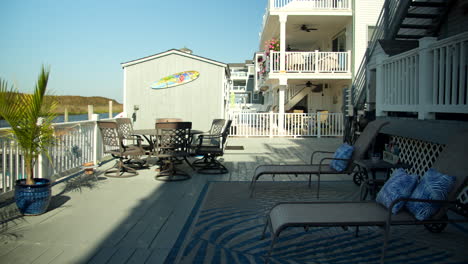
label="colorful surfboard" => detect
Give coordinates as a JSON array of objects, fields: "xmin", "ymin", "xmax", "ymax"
[{"xmin": 151, "ymin": 71, "xmax": 200, "ymax": 89}]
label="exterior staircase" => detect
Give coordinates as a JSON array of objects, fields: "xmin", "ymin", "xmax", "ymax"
[
  {"xmin": 285, "ymin": 85, "xmax": 309, "ymax": 111},
  {"xmin": 351, "ymin": 0, "xmax": 452, "ymax": 110}
]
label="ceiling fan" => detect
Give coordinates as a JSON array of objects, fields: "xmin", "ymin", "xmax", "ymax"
[
  {"xmin": 300, "ymin": 24, "xmax": 318, "ymax": 32},
  {"xmin": 297, "ymin": 81, "xmax": 324, "ymax": 94}
]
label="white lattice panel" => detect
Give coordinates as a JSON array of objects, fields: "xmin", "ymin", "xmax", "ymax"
[
  {"xmin": 391, "ymin": 136, "xmax": 468, "ymax": 210},
  {"xmin": 391, "ymin": 136, "xmax": 445, "ymax": 177}
]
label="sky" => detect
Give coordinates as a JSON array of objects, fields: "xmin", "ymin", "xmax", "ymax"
[{"xmin": 0, "ymin": 0, "xmax": 267, "ymax": 103}]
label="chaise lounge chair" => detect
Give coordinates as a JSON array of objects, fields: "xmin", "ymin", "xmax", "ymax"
[
  {"xmin": 250, "ymin": 119, "xmax": 389, "ymax": 198},
  {"xmin": 261, "ymin": 132, "xmax": 468, "ymax": 263}
]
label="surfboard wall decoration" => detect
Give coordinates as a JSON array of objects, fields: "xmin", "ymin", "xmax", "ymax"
[{"xmin": 151, "ymin": 71, "xmax": 200, "ymax": 89}]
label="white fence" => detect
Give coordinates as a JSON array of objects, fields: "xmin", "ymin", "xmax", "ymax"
[
  {"xmin": 378, "ymin": 33, "xmax": 468, "ymax": 118},
  {"xmin": 0, "ymin": 119, "xmax": 111, "ymax": 194},
  {"xmin": 271, "ymin": 0, "xmax": 351, "ymax": 9},
  {"xmin": 270, "ymin": 51, "xmax": 351, "ymax": 73},
  {"xmin": 229, "ymin": 112, "xmax": 343, "ymax": 137}
]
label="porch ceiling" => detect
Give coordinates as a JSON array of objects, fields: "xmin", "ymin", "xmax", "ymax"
[{"xmin": 261, "ymin": 15, "xmax": 351, "ymax": 50}]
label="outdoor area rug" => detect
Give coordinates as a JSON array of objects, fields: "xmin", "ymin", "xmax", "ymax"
[{"xmin": 165, "ymin": 181, "xmax": 468, "ymax": 264}]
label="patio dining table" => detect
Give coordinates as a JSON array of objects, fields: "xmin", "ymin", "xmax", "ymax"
[{"xmin": 133, "ymin": 128, "xmax": 204, "ymax": 154}]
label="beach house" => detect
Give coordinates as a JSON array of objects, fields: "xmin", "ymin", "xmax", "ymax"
[{"xmin": 229, "ymin": 0, "xmax": 385, "ymax": 137}]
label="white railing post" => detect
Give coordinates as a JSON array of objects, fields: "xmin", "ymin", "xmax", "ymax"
[
  {"xmin": 269, "ymin": 111, "xmax": 274, "ymax": 138},
  {"xmin": 314, "ymin": 50, "xmax": 319, "ymax": 73},
  {"xmin": 269, "ymin": 51, "xmax": 274, "ymax": 72},
  {"xmin": 376, "ymin": 53, "xmax": 388, "ymax": 117},
  {"xmin": 347, "ymin": 50, "xmax": 351, "ymax": 73},
  {"xmin": 316, "ymin": 112, "xmax": 321, "ymax": 138},
  {"xmin": 279, "ymin": 14, "xmax": 287, "ymax": 73},
  {"xmin": 418, "ymin": 37, "xmax": 437, "ymax": 120},
  {"xmin": 92, "ymin": 114, "xmax": 100, "ymax": 165}
]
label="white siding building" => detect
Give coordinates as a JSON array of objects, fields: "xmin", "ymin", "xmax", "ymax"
[{"xmin": 121, "ymin": 49, "xmax": 230, "ymax": 130}]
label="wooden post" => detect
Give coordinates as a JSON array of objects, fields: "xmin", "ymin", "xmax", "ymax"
[
  {"xmin": 88, "ymin": 105, "xmax": 94, "ymax": 120},
  {"xmin": 64, "ymin": 108, "xmax": 69, "ymax": 122},
  {"xmin": 108, "ymin": 100, "xmax": 113, "ymax": 119}
]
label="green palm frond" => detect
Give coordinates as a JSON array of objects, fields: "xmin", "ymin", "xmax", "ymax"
[{"xmin": 0, "ymin": 66, "xmax": 57, "ymax": 183}]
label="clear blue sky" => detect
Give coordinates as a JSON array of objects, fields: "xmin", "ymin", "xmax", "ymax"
[{"xmin": 0, "ymin": 0, "xmax": 267, "ymax": 103}]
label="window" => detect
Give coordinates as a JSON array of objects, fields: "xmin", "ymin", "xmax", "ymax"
[
  {"xmin": 368, "ymin": 26, "xmax": 376, "ymax": 46},
  {"xmin": 332, "ymin": 31, "xmax": 346, "ymax": 52}
]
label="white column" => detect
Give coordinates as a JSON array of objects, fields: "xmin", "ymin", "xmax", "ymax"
[
  {"xmin": 278, "ymin": 78, "xmax": 287, "ymax": 134},
  {"xmin": 279, "ymin": 14, "xmax": 287, "ymax": 73},
  {"xmin": 375, "ymin": 53, "xmax": 388, "ymax": 117},
  {"xmin": 418, "ymin": 37, "xmax": 437, "ymax": 120}
]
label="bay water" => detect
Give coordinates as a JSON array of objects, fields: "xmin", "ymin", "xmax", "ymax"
[{"xmin": 0, "ymin": 113, "xmax": 117, "ymax": 128}]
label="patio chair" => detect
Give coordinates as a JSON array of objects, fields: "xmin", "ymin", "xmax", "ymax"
[
  {"xmin": 115, "ymin": 117, "xmax": 152, "ymax": 154},
  {"xmin": 261, "ymin": 132, "xmax": 468, "ymax": 264},
  {"xmin": 154, "ymin": 122, "xmax": 194, "ymax": 181},
  {"xmin": 192, "ymin": 120, "xmax": 232, "ymax": 174},
  {"xmin": 250, "ymin": 119, "xmax": 389, "ymax": 197},
  {"xmin": 97, "ymin": 121, "xmax": 146, "ymax": 177}
]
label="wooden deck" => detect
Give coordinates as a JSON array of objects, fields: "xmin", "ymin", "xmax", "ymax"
[{"xmin": 0, "ymin": 137, "xmax": 353, "ymax": 263}]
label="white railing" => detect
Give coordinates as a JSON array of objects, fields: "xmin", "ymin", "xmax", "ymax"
[
  {"xmin": 270, "ymin": 51, "xmax": 351, "ymax": 73},
  {"xmin": 231, "ymin": 72, "xmax": 248, "ymax": 78},
  {"xmin": 378, "ymin": 32, "xmax": 468, "ymax": 117},
  {"xmin": 0, "ymin": 119, "xmax": 111, "ymax": 194},
  {"xmin": 229, "ymin": 112, "xmax": 343, "ymax": 137},
  {"xmin": 271, "ymin": 0, "xmax": 351, "ymax": 10},
  {"xmin": 431, "ymin": 35, "xmax": 468, "ymax": 107},
  {"xmin": 382, "ymin": 49, "xmax": 420, "ymax": 107},
  {"xmin": 232, "ymin": 86, "xmax": 247, "ymax": 91}
]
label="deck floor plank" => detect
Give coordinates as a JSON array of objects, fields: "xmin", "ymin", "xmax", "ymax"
[
  {"xmin": 1, "ymin": 243, "xmax": 48, "ymax": 264},
  {"xmin": 30, "ymin": 247, "xmax": 63, "ymax": 264}
]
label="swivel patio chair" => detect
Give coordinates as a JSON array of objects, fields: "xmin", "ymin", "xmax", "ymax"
[
  {"xmin": 250, "ymin": 119, "xmax": 389, "ymax": 197},
  {"xmin": 192, "ymin": 120, "xmax": 232, "ymax": 174},
  {"xmin": 115, "ymin": 117, "xmax": 153, "ymax": 154},
  {"xmin": 98, "ymin": 121, "xmax": 146, "ymax": 177},
  {"xmin": 261, "ymin": 131, "xmax": 468, "ymax": 264},
  {"xmin": 154, "ymin": 122, "xmax": 194, "ymax": 181}
]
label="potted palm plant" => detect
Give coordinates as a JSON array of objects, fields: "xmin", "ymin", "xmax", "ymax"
[{"xmin": 0, "ymin": 66, "xmax": 58, "ymax": 215}]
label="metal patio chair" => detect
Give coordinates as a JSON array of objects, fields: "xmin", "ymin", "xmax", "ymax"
[
  {"xmin": 97, "ymin": 121, "xmax": 146, "ymax": 178},
  {"xmin": 192, "ymin": 120, "xmax": 232, "ymax": 174},
  {"xmin": 154, "ymin": 122, "xmax": 194, "ymax": 181},
  {"xmin": 115, "ymin": 117, "xmax": 153, "ymax": 154}
]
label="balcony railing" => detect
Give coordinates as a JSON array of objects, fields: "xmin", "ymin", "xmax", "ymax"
[
  {"xmin": 377, "ymin": 32, "xmax": 468, "ymax": 118},
  {"xmin": 231, "ymin": 72, "xmax": 248, "ymax": 77},
  {"xmin": 270, "ymin": 0, "xmax": 351, "ymax": 10},
  {"xmin": 269, "ymin": 51, "xmax": 351, "ymax": 73},
  {"xmin": 229, "ymin": 112, "xmax": 344, "ymax": 137}
]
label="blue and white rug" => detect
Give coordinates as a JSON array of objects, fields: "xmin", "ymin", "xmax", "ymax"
[{"xmin": 165, "ymin": 181, "xmax": 468, "ymax": 264}]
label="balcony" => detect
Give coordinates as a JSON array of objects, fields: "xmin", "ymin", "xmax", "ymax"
[{"xmin": 258, "ymin": 51, "xmax": 351, "ymax": 83}]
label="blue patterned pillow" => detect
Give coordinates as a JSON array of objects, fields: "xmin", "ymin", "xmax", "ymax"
[
  {"xmin": 406, "ymin": 168, "xmax": 456, "ymax": 221},
  {"xmin": 329, "ymin": 143, "xmax": 354, "ymax": 172},
  {"xmin": 376, "ymin": 168, "xmax": 418, "ymax": 214}
]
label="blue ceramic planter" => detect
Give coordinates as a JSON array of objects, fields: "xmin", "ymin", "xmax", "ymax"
[{"xmin": 15, "ymin": 178, "xmax": 52, "ymax": 215}]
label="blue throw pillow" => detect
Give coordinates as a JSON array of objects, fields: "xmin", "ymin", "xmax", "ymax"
[
  {"xmin": 376, "ymin": 168, "xmax": 418, "ymax": 214},
  {"xmin": 406, "ymin": 168, "xmax": 456, "ymax": 221},
  {"xmin": 329, "ymin": 143, "xmax": 354, "ymax": 172}
]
